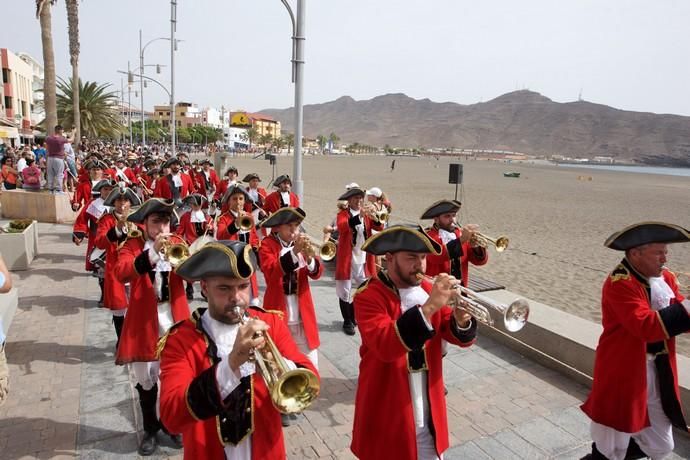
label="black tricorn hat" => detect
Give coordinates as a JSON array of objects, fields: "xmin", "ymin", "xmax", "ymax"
[
  {"xmin": 272, "ymin": 174, "xmax": 292, "ymax": 187},
  {"xmin": 225, "ymin": 165, "xmax": 239, "ymax": 175},
  {"xmin": 175, "ymin": 240, "xmax": 257, "ymax": 280},
  {"xmin": 222, "ymin": 184, "xmax": 251, "ymax": 203},
  {"xmin": 200, "ymin": 159, "xmax": 213, "ymax": 166},
  {"xmin": 103, "ymin": 186, "xmax": 142, "ymax": 207},
  {"xmin": 127, "ymin": 197, "xmax": 175, "ymax": 223},
  {"xmin": 338, "ymin": 187, "xmax": 366, "ymax": 201},
  {"xmin": 85, "ymin": 159, "xmax": 108, "ymax": 170},
  {"xmin": 243, "ymin": 173, "xmax": 261, "ymax": 182},
  {"xmin": 183, "ymin": 193, "xmax": 207, "ymax": 207},
  {"xmin": 92, "ymin": 178, "xmax": 117, "ymax": 193},
  {"xmin": 420, "ymin": 199, "xmax": 462, "ymax": 219},
  {"xmin": 162, "ymin": 157, "xmax": 182, "ymax": 169},
  {"xmin": 143, "ymin": 159, "xmax": 157, "ymax": 168},
  {"xmin": 362, "ymin": 225, "xmax": 442, "ymax": 255},
  {"xmin": 604, "ymin": 222, "xmax": 690, "ymax": 251},
  {"xmin": 145, "ymin": 167, "xmax": 160, "ymax": 176},
  {"xmin": 259, "ymin": 207, "xmax": 306, "ymax": 228}
]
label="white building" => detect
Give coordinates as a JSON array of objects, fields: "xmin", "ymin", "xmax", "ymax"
[
  {"xmin": 17, "ymin": 52, "xmax": 44, "ymax": 126},
  {"xmin": 223, "ymin": 126, "xmax": 249, "ymax": 149},
  {"xmin": 1, "ymin": 48, "xmax": 35, "ymax": 144}
]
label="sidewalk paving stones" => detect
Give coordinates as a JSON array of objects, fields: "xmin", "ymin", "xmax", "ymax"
[{"xmin": 2, "ymin": 223, "xmax": 690, "ymax": 459}]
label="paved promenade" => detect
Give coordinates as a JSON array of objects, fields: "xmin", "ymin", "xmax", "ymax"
[{"xmin": 1, "ymin": 223, "xmax": 690, "ymax": 459}]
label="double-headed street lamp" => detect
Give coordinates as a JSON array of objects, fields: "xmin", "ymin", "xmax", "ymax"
[
  {"xmin": 140, "ymin": 31, "xmax": 171, "ymax": 147},
  {"xmin": 119, "ymin": 70, "xmax": 172, "ymax": 145},
  {"xmin": 280, "ymin": 0, "xmax": 306, "ymax": 203}
]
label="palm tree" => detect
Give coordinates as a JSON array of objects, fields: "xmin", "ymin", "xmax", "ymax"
[
  {"xmin": 36, "ymin": 1, "xmax": 57, "ymax": 132},
  {"xmin": 328, "ymin": 132, "xmax": 340, "ymax": 153},
  {"xmin": 259, "ymin": 134, "xmax": 273, "ymax": 150},
  {"xmin": 316, "ymin": 135, "xmax": 328, "ymax": 154},
  {"xmin": 245, "ymin": 127, "xmax": 259, "ymax": 149},
  {"xmin": 56, "ymin": 78, "xmax": 122, "ymax": 139},
  {"xmin": 283, "ymin": 133, "xmax": 295, "ymax": 154},
  {"xmin": 65, "ymin": 0, "xmax": 80, "ymax": 146},
  {"xmin": 272, "ymin": 136, "xmax": 285, "ymax": 153}
]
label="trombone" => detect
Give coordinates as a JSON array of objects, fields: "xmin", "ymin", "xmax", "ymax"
[
  {"xmin": 415, "ymin": 273, "xmax": 529, "ymax": 332},
  {"xmin": 235, "ymin": 306, "xmax": 320, "ymax": 414},
  {"xmin": 471, "ymin": 232, "xmax": 509, "ymax": 252}
]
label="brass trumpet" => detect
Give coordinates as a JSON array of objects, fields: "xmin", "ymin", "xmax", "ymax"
[
  {"xmin": 117, "ymin": 212, "xmax": 142, "ymax": 238},
  {"xmin": 235, "ymin": 306, "xmax": 320, "ymax": 414},
  {"xmin": 160, "ymin": 234, "xmax": 190, "ymax": 266},
  {"xmin": 236, "ymin": 213, "xmax": 254, "ymax": 232},
  {"xmin": 415, "ymin": 273, "xmax": 529, "ymax": 332},
  {"xmin": 471, "ymin": 232, "xmax": 509, "ymax": 252},
  {"xmin": 314, "ymin": 240, "xmax": 337, "ymax": 262}
]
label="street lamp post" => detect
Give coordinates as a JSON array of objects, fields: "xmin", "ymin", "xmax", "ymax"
[
  {"xmin": 170, "ymin": 0, "xmax": 177, "ymax": 157},
  {"xmin": 139, "ymin": 31, "xmax": 171, "ymax": 148},
  {"xmin": 127, "ymin": 61, "xmax": 133, "ymax": 144},
  {"xmin": 280, "ymin": 0, "xmax": 306, "ymax": 204}
]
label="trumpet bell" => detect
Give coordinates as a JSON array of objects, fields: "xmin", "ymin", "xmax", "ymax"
[
  {"xmin": 504, "ymin": 298, "xmax": 529, "ymax": 332},
  {"xmin": 494, "ymin": 236, "xmax": 509, "ymax": 252},
  {"xmin": 238, "ymin": 214, "xmax": 253, "ymax": 231},
  {"xmin": 320, "ymin": 241, "xmax": 337, "ymax": 261},
  {"xmin": 271, "ymin": 368, "xmax": 320, "ymax": 414},
  {"xmin": 166, "ymin": 244, "xmax": 190, "ymax": 266}
]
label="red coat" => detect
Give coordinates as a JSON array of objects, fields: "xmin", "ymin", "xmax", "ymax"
[
  {"xmin": 113, "ymin": 236, "xmax": 190, "ymax": 364},
  {"xmin": 193, "ymin": 169, "xmax": 219, "ymax": 197},
  {"xmin": 94, "ymin": 212, "xmax": 129, "ymax": 310},
  {"xmin": 71, "ymin": 179, "xmax": 92, "ymax": 211},
  {"xmin": 159, "ymin": 307, "xmax": 319, "ymax": 460},
  {"xmin": 259, "ymin": 234, "xmax": 323, "ymax": 349},
  {"xmin": 351, "ymin": 273, "xmax": 477, "ymax": 460},
  {"xmin": 334, "ymin": 209, "xmax": 383, "ymax": 281},
  {"xmin": 425, "ymin": 226, "xmax": 488, "ymax": 287},
  {"xmin": 73, "ymin": 198, "xmax": 103, "ymax": 271},
  {"xmin": 175, "ymin": 211, "xmax": 212, "ymax": 244},
  {"xmin": 263, "ymin": 191, "xmax": 300, "ymax": 214},
  {"xmin": 113, "ymin": 167, "xmax": 137, "ymax": 185},
  {"xmin": 581, "ymin": 262, "xmax": 687, "ymax": 433},
  {"xmin": 154, "ymin": 173, "xmax": 195, "ymax": 200},
  {"xmin": 216, "ymin": 212, "xmax": 260, "ymax": 299},
  {"xmin": 244, "ymin": 186, "xmax": 268, "ymax": 214}
]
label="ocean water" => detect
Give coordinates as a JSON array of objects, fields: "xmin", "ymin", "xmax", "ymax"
[{"xmin": 557, "ymin": 163, "xmax": 690, "ymax": 177}]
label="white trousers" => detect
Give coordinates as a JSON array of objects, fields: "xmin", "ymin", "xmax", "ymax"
[
  {"xmin": 591, "ymin": 358, "xmax": 674, "ymax": 460},
  {"xmin": 288, "ymin": 322, "xmax": 318, "ymax": 370},
  {"xmin": 132, "ymin": 361, "xmax": 160, "ymax": 391},
  {"xmin": 335, "ymin": 262, "xmax": 367, "ymax": 303}
]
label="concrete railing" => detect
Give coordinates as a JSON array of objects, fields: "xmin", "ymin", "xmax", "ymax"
[
  {"xmin": 479, "ymin": 288, "xmax": 690, "ymax": 413},
  {"xmin": 0, "ymin": 190, "xmax": 75, "ymax": 223}
]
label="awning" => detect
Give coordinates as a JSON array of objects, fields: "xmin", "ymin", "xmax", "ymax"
[{"xmin": 0, "ymin": 126, "xmax": 19, "ymax": 140}]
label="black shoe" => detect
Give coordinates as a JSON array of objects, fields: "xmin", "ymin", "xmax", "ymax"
[
  {"xmin": 343, "ymin": 320, "xmax": 356, "ymax": 336},
  {"xmin": 138, "ymin": 431, "xmax": 158, "ymax": 456},
  {"xmin": 167, "ymin": 433, "xmax": 183, "ymax": 449},
  {"xmin": 444, "ymin": 386, "xmax": 449, "ymax": 395},
  {"xmin": 281, "ymin": 414, "xmax": 291, "ymax": 427}
]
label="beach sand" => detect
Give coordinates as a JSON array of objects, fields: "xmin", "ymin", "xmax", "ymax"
[{"xmin": 218, "ymin": 154, "xmax": 690, "ymax": 355}]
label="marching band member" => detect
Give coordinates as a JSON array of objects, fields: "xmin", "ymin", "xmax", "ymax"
[
  {"xmin": 216, "ymin": 185, "xmax": 261, "ymax": 306},
  {"xmin": 94, "ymin": 185, "xmax": 142, "ymax": 348},
  {"xmin": 351, "ymin": 225, "xmax": 476, "ymax": 460},
  {"xmin": 73, "ymin": 178, "xmax": 116, "ymax": 306},
  {"xmin": 113, "ymin": 198, "xmax": 187, "ymax": 455},
  {"xmin": 141, "ymin": 167, "xmax": 159, "ymax": 200},
  {"xmin": 324, "ymin": 186, "xmax": 383, "ymax": 335},
  {"xmin": 263, "ymin": 174, "xmax": 300, "ymax": 214},
  {"xmin": 175, "ymin": 194, "xmax": 214, "ymax": 300},
  {"xmin": 159, "ymin": 240, "xmax": 318, "ymax": 459},
  {"xmin": 71, "ymin": 159, "xmax": 106, "ymax": 212},
  {"xmin": 154, "ymin": 157, "xmax": 194, "ymax": 207},
  {"xmin": 194, "ymin": 159, "xmax": 219, "ymax": 205},
  {"xmin": 365, "ymin": 186, "xmax": 392, "ymax": 224},
  {"xmin": 258, "ymin": 207, "xmax": 323, "ymax": 376},
  {"xmin": 243, "ymin": 173, "xmax": 268, "ymax": 217},
  {"xmin": 421, "ymin": 199, "xmax": 487, "ymax": 288},
  {"xmin": 113, "ymin": 156, "xmax": 137, "ymax": 185},
  {"xmin": 214, "ymin": 165, "xmax": 240, "ymax": 204},
  {"xmin": 581, "ymin": 223, "xmax": 690, "ymax": 460}
]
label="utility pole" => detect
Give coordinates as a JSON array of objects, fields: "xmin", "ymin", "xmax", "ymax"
[
  {"xmin": 170, "ymin": 0, "xmax": 177, "ymax": 156},
  {"xmin": 127, "ymin": 61, "xmax": 132, "ymax": 144},
  {"xmin": 139, "ymin": 29, "xmax": 146, "ymax": 146}
]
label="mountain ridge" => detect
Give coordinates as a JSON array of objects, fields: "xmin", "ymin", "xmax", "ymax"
[{"xmin": 261, "ymin": 90, "xmax": 690, "ymax": 166}]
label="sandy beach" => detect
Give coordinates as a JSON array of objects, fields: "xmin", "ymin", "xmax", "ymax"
[{"xmin": 217, "ymin": 154, "xmax": 690, "ymax": 355}]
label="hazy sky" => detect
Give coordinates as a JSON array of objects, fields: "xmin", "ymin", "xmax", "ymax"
[{"xmin": 3, "ymin": 0, "xmax": 690, "ymax": 115}]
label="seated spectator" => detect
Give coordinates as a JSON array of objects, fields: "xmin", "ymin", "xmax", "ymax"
[
  {"xmin": 21, "ymin": 159, "xmax": 42, "ymax": 191},
  {"xmin": 1, "ymin": 157, "xmax": 19, "ymax": 190}
]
